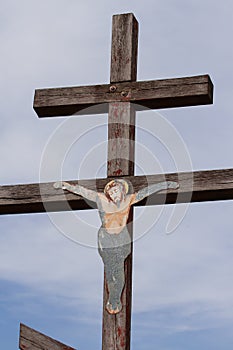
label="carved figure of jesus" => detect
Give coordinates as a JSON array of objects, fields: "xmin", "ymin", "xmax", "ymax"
[{"xmin": 54, "ymin": 179, "xmax": 179, "ymax": 314}]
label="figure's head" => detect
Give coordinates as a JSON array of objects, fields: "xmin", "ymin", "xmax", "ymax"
[{"xmin": 104, "ymin": 179, "xmax": 129, "ymax": 204}]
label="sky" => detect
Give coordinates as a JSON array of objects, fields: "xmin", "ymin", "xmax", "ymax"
[{"xmin": 0, "ymin": 0, "xmax": 233, "ymax": 349}]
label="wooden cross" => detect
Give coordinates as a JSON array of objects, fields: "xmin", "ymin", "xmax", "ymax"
[
  {"xmin": 19, "ymin": 324, "xmax": 76, "ymax": 350},
  {"xmin": 1, "ymin": 12, "xmax": 233, "ymax": 350}
]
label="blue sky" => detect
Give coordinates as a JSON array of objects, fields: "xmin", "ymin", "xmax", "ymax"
[{"xmin": 1, "ymin": 0, "xmax": 233, "ymax": 349}]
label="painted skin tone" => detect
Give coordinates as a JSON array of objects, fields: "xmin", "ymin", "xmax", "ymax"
[{"xmin": 54, "ymin": 180, "xmax": 179, "ymax": 314}]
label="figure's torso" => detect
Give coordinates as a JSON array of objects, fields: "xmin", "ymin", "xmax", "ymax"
[{"xmin": 97, "ymin": 194, "xmax": 135, "ymax": 234}]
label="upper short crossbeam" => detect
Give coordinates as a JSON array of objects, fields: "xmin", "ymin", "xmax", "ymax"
[{"xmin": 34, "ymin": 75, "xmax": 213, "ymax": 117}]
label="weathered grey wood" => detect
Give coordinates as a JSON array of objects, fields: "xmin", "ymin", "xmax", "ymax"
[
  {"xmin": 34, "ymin": 75, "xmax": 213, "ymax": 118},
  {"xmin": 1, "ymin": 169, "xmax": 233, "ymax": 215},
  {"xmin": 19, "ymin": 323, "xmax": 76, "ymax": 350},
  {"xmin": 103, "ymin": 103, "xmax": 136, "ymax": 350},
  {"xmin": 102, "ymin": 13, "xmax": 138, "ymax": 350},
  {"xmin": 110, "ymin": 13, "xmax": 138, "ymax": 83},
  {"xmin": 107, "ymin": 103, "xmax": 136, "ymax": 176},
  {"xmin": 102, "ymin": 102, "xmax": 135, "ymax": 350}
]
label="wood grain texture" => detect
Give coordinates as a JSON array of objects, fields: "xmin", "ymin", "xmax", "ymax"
[
  {"xmin": 103, "ymin": 13, "xmax": 139, "ymax": 350},
  {"xmin": 19, "ymin": 324, "xmax": 76, "ymax": 350},
  {"xmin": 110, "ymin": 13, "xmax": 138, "ymax": 83},
  {"xmin": 103, "ymin": 102, "xmax": 135, "ymax": 350},
  {"xmin": 33, "ymin": 75, "xmax": 213, "ymax": 118},
  {"xmin": 1, "ymin": 169, "xmax": 233, "ymax": 215},
  {"xmin": 107, "ymin": 103, "xmax": 136, "ymax": 176}
]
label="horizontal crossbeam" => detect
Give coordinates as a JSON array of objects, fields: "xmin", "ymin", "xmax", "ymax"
[
  {"xmin": 19, "ymin": 324, "xmax": 76, "ymax": 350},
  {"xmin": 1, "ymin": 168, "xmax": 232, "ymax": 215},
  {"xmin": 34, "ymin": 75, "xmax": 213, "ymax": 117}
]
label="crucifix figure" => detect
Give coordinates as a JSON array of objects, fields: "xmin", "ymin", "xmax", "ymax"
[
  {"xmin": 4, "ymin": 11, "xmax": 233, "ymax": 350},
  {"xmin": 54, "ymin": 179, "xmax": 179, "ymax": 314},
  {"xmin": 31, "ymin": 13, "xmax": 214, "ymax": 347}
]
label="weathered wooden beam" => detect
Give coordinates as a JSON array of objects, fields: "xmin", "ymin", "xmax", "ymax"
[
  {"xmin": 110, "ymin": 13, "xmax": 138, "ymax": 83},
  {"xmin": 19, "ymin": 323, "xmax": 76, "ymax": 350},
  {"xmin": 102, "ymin": 13, "xmax": 139, "ymax": 350},
  {"xmin": 33, "ymin": 75, "xmax": 213, "ymax": 118},
  {"xmin": 1, "ymin": 168, "xmax": 233, "ymax": 216}
]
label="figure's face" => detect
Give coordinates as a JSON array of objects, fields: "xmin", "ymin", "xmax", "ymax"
[{"xmin": 107, "ymin": 184, "xmax": 123, "ymax": 204}]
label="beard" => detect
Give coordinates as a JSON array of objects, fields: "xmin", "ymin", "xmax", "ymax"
[
  {"xmin": 114, "ymin": 199, "xmax": 121, "ymax": 208},
  {"xmin": 111, "ymin": 195, "xmax": 123, "ymax": 207}
]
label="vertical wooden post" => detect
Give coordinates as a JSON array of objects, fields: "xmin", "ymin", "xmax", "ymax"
[{"xmin": 102, "ymin": 13, "xmax": 138, "ymax": 350}]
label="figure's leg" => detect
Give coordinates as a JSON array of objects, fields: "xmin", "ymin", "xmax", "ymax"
[
  {"xmin": 105, "ymin": 260, "xmax": 125, "ymax": 314},
  {"xmin": 98, "ymin": 228, "xmax": 131, "ymax": 314}
]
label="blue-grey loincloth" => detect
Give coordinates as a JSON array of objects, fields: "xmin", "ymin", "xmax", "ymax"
[{"xmin": 98, "ymin": 226, "xmax": 131, "ymax": 264}]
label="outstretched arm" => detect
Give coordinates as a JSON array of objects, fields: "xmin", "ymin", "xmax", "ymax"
[
  {"xmin": 54, "ymin": 181, "xmax": 98, "ymax": 203},
  {"xmin": 132, "ymin": 181, "xmax": 179, "ymax": 204}
]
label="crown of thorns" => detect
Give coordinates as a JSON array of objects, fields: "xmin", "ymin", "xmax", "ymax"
[{"xmin": 104, "ymin": 179, "xmax": 129, "ymax": 195}]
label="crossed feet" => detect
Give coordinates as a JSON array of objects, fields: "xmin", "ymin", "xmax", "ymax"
[{"xmin": 106, "ymin": 299, "xmax": 123, "ymax": 315}]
